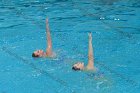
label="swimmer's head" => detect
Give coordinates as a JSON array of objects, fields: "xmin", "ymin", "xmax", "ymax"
[
  {"xmin": 32, "ymin": 50, "xmax": 44, "ymax": 57},
  {"xmin": 72, "ymin": 62, "xmax": 84, "ymax": 71}
]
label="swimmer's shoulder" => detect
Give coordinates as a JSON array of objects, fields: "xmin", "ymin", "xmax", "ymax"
[
  {"xmin": 44, "ymin": 52, "xmax": 57, "ymax": 58},
  {"xmin": 83, "ymin": 67, "xmax": 97, "ymax": 72},
  {"xmin": 85, "ymin": 68, "xmax": 104, "ymax": 78},
  {"xmin": 84, "ymin": 67, "xmax": 101, "ymax": 75}
]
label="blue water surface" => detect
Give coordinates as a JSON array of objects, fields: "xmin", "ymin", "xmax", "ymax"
[{"xmin": 0, "ymin": 0, "xmax": 140, "ymax": 93}]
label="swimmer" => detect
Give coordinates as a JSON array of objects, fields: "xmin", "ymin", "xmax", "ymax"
[
  {"xmin": 32, "ymin": 18, "xmax": 53, "ymax": 57},
  {"xmin": 72, "ymin": 33, "xmax": 95, "ymax": 71}
]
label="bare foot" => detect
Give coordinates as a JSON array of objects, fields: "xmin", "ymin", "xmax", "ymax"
[{"xmin": 88, "ymin": 32, "xmax": 92, "ymax": 40}]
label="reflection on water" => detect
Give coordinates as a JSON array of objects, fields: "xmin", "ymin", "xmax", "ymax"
[
  {"xmin": 91, "ymin": 0, "xmax": 140, "ymax": 7},
  {"xmin": 97, "ymin": 0, "xmax": 120, "ymax": 5}
]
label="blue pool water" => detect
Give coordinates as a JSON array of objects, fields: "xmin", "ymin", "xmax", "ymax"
[{"xmin": 0, "ymin": 0, "xmax": 140, "ymax": 93}]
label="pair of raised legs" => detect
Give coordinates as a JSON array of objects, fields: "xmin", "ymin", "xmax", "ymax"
[{"xmin": 32, "ymin": 18, "xmax": 95, "ymax": 71}]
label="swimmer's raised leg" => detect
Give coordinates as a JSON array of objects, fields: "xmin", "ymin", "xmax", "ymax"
[
  {"xmin": 72, "ymin": 33, "xmax": 95, "ymax": 71},
  {"xmin": 86, "ymin": 33, "xmax": 95, "ymax": 70},
  {"xmin": 32, "ymin": 18, "xmax": 54, "ymax": 58},
  {"xmin": 46, "ymin": 18, "xmax": 53, "ymax": 56}
]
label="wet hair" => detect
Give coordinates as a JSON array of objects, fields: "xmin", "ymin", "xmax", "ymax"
[
  {"xmin": 72, "ymin": 66, "xmax": 80, "ymax": 71},
  {"xmin": 32, "ymin": 53, "xmax": 39, "ymax": 57}
]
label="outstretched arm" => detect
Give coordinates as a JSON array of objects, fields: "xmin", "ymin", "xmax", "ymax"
[
  {"xmin": 86, "ymin": 33, "xmax": 95, "ymax": 70},
  {"xmin": 46, "ymin": 18, "xmax": 52, "ymax": 56}
]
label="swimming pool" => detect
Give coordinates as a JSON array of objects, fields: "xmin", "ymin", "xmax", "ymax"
[{"xmin": 0, "ymin": 0, "xmax": 140, "ymax": 93}]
